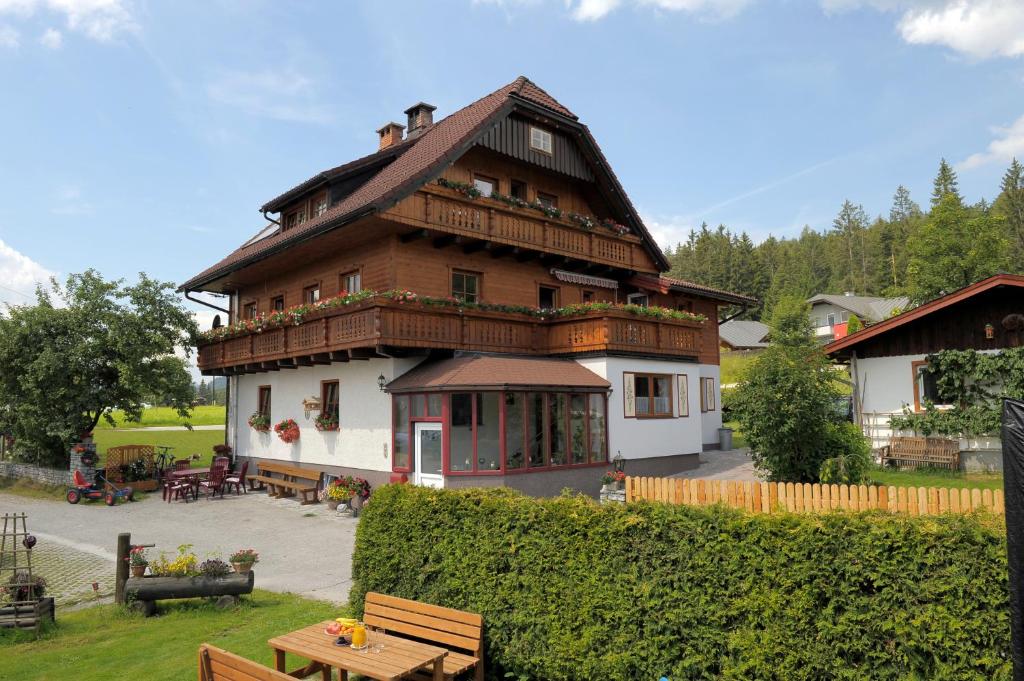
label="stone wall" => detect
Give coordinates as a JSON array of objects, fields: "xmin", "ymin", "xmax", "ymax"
[{"xmin": 0, "ymin": 461, "xmax": 70, "ymax": 487}]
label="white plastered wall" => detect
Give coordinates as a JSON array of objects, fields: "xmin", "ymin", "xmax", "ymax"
[
  {"xmin": 230, "ymin": 357, "xmax": 422, "ymax": 472},
  {"xmin": 575, "ymin": 357, "xmax": 719, "ymax": 459}
]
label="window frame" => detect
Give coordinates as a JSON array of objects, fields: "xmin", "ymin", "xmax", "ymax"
[
  {"xmin": 311, "ymin": 191, "xmax": 329, "ymax": 218},
  {"xmin": 471, "ymin": 172, "xmax": 498, "ymax": 198},
  {"xmin": 257, "ymin": 385, "xmax": 272, "ymax": 422},
  {"xmin": 529, "ymin": 126, "xmax": 553, "ymax": 155},
  {"xmin": 826, "ymin": 312, "xmax": 836, "ymax": 327},
  {"xmin": 320, "ymin": 380, "xmax": 340, "ymax": 428},
  {"xmin": 538, "ymin": 285, "xmax": 559, "ymax": 310},
  {"xmin": 303, "ymin": 283, "xmax": 321, "ymax": 305},
  {"xmin": 582, "ymin": 290, "xmax": 595, "ymax": 303},
  {"xmin": 510, "ymin": 179, "xmax": 528, "ymax": 200},
  {"xmin": 450, "ymin": 269, "xmax": 481, "ymax": 304},
  {"xmin": 700, "ymin": 377, "xmax": 717, "ymax": 413},
  {"xmin": 243, "ymin": 301, "xmax": 258, "ymax": 319},
  {"xmin": 536, "ymin": 191, "xmax": 558, "ymax": 209},
  {"xmin": 339, "ymin": 269, "xmax": 362, "ymax": 295},
  {"xmin": 630, "ymin": 373, "xmax": 674, "ymax": 419},
  {"xmin": 272, "ymin": 295, "xmax": 285, "ymax": 312},
  {"xmin": 912, "ymin": 360, "xmax": 953, "ymax": 412},
  {"xmin": 627, "ymin": 292, "xmax": 650, "ymax": 307}
]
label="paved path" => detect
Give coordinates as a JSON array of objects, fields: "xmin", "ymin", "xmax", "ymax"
[
  {"xmin": 0, "ymin": 489, "xmax": 357, "ymax": 604},
  {"xmin": 671, "ymin": 448, "xmax": 761, "ymax": 481}
]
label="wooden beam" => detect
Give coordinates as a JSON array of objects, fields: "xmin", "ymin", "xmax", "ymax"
[
  {"xmin": 515, "ymin": 249, "xmax": 538, "ymax": 263},
  {"xmin": 462, "ymin": 240, "xmax": 490, "ymax": 255},
  {"xmin": 259, "ymin": 362, "xmax": 280, "ymax": 372},
  {"xmin": 311, "ymin": 353, "xmax": 332, "ymax": 365},
  {"xmin": 490, "ymin": 245, "xmax": 515, "ymax": 259},
  {"xmin": 400, "ymin": 228, "xmax": 429, "ymax": 243},
  {"xmin": 278, "ymin": 359, "xmax": 298, "ymax": 369},
  {"xmin": 349, "ymin": 348, "xmax": 377, "ymax": 360},
  {"xmin": 540, "ymin": 254, "xmax": 569, "ymax": 267},
  {"xmin": 295, "ymin": 356, "xmax": 314, "ymax": 367},
  {"xmin": 432, "ymin": 235, "xmax": 459, "ymax": 249},
  {"xmin": 328, "ymin": 351, "xmax": 350, "ymax": 363}
]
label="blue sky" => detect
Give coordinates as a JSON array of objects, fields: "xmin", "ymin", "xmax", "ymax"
[{"xmin": 1, "ymin": 0, "xmax": 1023, "ymax": 318}]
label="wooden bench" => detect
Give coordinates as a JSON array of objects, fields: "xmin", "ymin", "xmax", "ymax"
[
  {"xmin": 879, "ymin": 436, "xmax": 960, "ymax": 470},
  {"xmin": 364, "ymin": 592, "xmax": 483, "ymax": 681},
  {"xmin": 246, "ymin": 461, "xmax": 323, "ymax": 504},
  {"xmin": 198, "ymin": 644, "xmax": 298, "ymax": 681}
]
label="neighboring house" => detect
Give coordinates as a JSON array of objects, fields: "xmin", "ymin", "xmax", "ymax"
[
  {"xmin": 825, "ymin": 274, "xmax": 1024, "ymax": 465},
  {"xmin": 808, "ymin": 293, "xmax": 908, "ymax": 343},
  {"xmin": 181, "ymin": 77, "xmax": 755, "ymax": 496},
  {"xmin": 719, "ymin": 320, "xmax": 769, "ymax": 351}
]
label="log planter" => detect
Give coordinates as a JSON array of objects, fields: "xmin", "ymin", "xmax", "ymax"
[
  {"xmin": 124, "ymin": 571, "xmax": 254, "ymax": 616},
  {"xmin": 0, "ymin": 597, "xmax": 55, "ymax": 629}
]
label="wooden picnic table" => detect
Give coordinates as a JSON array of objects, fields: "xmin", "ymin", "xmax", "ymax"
[{"xmin": 268, "ymin": 620, "xmax": 448, "ymax": 681}]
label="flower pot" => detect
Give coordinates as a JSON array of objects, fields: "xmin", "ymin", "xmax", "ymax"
[
  {"xmin": 601, "ymin": 483, "xmax": 614, "ymax": 493},
  {"xmin": 327, "ymin": 499, "xmax": 340, "ymax": 511},
  {"xmin": 131, "ymin": 565, "xmax": 147, "ymax": 578},
  {"xmin": 350, "ymin": 495, "xmax": 364, "ymax": 511},
  {"xmin": 232, "ymin": 562, "xmax": 252, "ymax": 575}
]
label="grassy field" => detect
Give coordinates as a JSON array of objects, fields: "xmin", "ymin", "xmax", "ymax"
[
  {"xmin": 869, "ymin": 466, "xmax": 1004, "ymax": 491},
  {"xmin": 93, "ymin": 428, "xmax": 224, "ymax": 460},
  {"xmin": 0, "ymin": 591, "xmax": 344, "ymax": 680},
  {"xmin": 94, "ymin": 405, "xmax": 226, "ymax": 429},
  {"xmin": 719, "ymin": 350, "xmax": 757, "ymax": 385}
]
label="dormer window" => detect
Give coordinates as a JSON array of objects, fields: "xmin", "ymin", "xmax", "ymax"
[
  {"xmin": 312, "ymin": 193, "xmax": 328, "ymax": 218},
  {"xmin": 530, "ymin": 126, "xmax": 553, "ymax": 154}
]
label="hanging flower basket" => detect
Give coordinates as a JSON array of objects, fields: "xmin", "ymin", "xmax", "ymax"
[
  {"xmin": 314, "ymin": 415, "xmax": 339, "ymax": 432},
  {"xmin": 273, "ymin": 419, "xmax": 300, "ymax": 443},
  {"xmin": 247, "ymin": 413, "xmax": 270, "ymax": 432}
]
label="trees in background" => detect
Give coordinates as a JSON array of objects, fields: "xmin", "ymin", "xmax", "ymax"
[
  {"xmin": 0, "ymin": 270, "xmax": 197, "ymax": 467},
  {"xmin": 666, "ymin": 158, "xmax": 1023, "ymax": 317}
]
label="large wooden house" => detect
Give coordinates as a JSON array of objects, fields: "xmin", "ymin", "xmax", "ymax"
[{"xmin": 182, "ymin": 77, "xmax": 754, "ymax": 494}]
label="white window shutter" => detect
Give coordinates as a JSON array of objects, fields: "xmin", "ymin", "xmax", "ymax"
[
  {"xmin": 623, "ymin": 372, "xmax": 635, "ymax": 417},
  {"xmin": 677, "ymin": 374, "xmax": 689, "ymax": 417}
]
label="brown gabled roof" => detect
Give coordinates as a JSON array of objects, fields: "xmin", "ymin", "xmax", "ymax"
[
  {"xmin": 385, "ymin": 355, "xmax": 610, "ymax": 392},
  {"xmin": 180, "ymin": 77, "xmax": 662, "ymax": 292},
  {"xmin": 825, "ymin": 273, "xmax": 1024, "ymax": 357},
  {"xmin": 631, "ymin": 273, "xmax": 757, "ymax": 306}
]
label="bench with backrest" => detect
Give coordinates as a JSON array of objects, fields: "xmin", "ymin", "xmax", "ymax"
[
  {"xmin": 363, "ymin": 592, "xmax": 483, "ymax": 681},
  {"xmin": 198, "ymin": 644, "xmax": 299, "ymax": 681},
  {"xmin": 246, "ymin": 461, "xmax": 323, "ymax": 504},
  {"xmin": 880, "ymin": 436, "xmax": 960, "ymax": 470}
]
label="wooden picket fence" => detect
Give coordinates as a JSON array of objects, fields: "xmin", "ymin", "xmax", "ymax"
[{"xmin": 625, "ymin": 476, "xmax": 1005, "ymax": 516}]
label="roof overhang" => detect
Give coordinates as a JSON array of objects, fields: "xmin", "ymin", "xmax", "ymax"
[
  {"xmin": 385, "ymin": 355, "xmax": 611, "ymax": 393},
  {"xmin": 825, "ymin": 274, "xmax": 1024, "ymax": 358}
]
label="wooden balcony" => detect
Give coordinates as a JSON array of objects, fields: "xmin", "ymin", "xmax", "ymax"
[
  {"xmin": 196, "ymin": 299, "xmax": 703, "ymax": 375},
  {"xmin": 382, "ymin": 186, "xmax": 650, "ymax": 272}
]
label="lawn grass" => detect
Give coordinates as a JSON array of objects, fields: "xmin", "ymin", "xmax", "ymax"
[
  {"xmin": 869, "ymin": 465, "xmax": 1004, "ymax": 491},
  {"xmin": 94, "ymin": 405, "xmax": 226, "ymax": 429},
  {"xmin": 719, "ymin": 350, "xmax": 757, "ymax": 386},
  {"xmin": 0, "ymin": 477, "xmax": 66, "ymax": 500},
  {"xmin": 94, "ymin": 428, "xmax": 225, "ymax": 467},
  {"xmin": 0, "ymin": 591, "xmax": 345, "ymax": 680}
]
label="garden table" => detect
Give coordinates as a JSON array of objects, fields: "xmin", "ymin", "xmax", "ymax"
[
  {"xmin": 268, "ymin": 620, "xmax": 448, "ymax": 680},
  {"xmin": 162, "ymin": 469, "xmax": 201, "ymax": 502}
]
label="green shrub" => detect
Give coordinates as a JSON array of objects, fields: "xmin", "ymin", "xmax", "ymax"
[
  {"xmin": 819, "ymin": 422, "xmax": 874, "ymax": 484},
  {"xmin": 352, "ymin": 485, "xmax": 1010, "ymax": 681}
]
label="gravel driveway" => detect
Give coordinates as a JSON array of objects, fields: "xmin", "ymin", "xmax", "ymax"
[{"xmin": 0, "ymin": 488, "xmax": 358, "ymax": 605}]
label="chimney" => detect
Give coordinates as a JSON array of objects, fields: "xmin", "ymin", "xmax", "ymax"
[
  {"xmin": 404, "ymin": 102, "xmax": 436, "ymax": 139},
  {"xmin": 377, "ymin": 122, "xmax": 405, "ymax": 150}
]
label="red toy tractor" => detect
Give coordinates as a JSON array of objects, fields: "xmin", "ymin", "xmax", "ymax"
[{"xmin": 66, "ymin": 469, "xmax": 134, "ymax": 506}]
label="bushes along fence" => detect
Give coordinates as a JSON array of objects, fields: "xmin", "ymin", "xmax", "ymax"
[{"xmin": 352, "ymin": 484, "xmax": 1010, "ymax": 681}]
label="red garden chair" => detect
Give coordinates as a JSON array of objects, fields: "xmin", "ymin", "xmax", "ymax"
[
  {"xmin": 198, "ymin": 467, "xmax": 226, "ymax": 499},
  {"xmin": 224, "ymin": 460, "xmax": 248, "ymax": 495}
]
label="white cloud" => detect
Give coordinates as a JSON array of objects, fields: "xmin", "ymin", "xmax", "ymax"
[
  {"xmin": 206, "ymin": 68, "xmax": 333, "ymax": 125},
  {"xmin": 38, "ymin": 25, "xmax": 59, "ymax": 47},
  {"xmin": 50, "ymin": 184, "xmax": 94, "ymax": 215},
  {"xmin": 642, "ymin": 213, "xmax": 698, "ymax": 250},
  {"xmin": 0, "ymin": 0, "xmax": 136, "ymax": 43},
  {"xmin": 0, "ymin": 23, "xmax": 18, "ymax": 47},
  {"xmin": 958, "ymin": 114, "xmax": 1024, "ymax": 170},
  {"xmin": 822, "ymin": 1, "xmax": 1024, "ymax": 60},
  {"xmin": 0, "ymin": 238, "xmax": 55, "ymax": 307},
  {"xmin": 476, "ymin": 0, "xmax": 753, "ymax": 21}
]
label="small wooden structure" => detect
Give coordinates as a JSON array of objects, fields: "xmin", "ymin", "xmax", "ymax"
[
  {"xmin": 879, "ymin": 436, "xmax": 960, "ymax": 470},
  {"xmin": 363, "ymin": 592, "xmax": 484, "ymax": 681},
  {"xmin": 105, "ymin": 445, "xmax": 160, "ymax": 492},
  {"xmin": 247, "ymin": 461, "xmax": 323, "ymax": 504},
  {"xmin": 125, "ymin": 571, "xmax": 254, "ymax": 616},
  {"xmin": 199, "ymin": 644, "xmax": 294, "ymax": 681},
  {"xmin": 0, "ymin": 513, "xmax": 47, "ymax": 631}
]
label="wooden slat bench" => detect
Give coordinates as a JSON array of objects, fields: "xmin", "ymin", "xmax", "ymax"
[
  {"xmin": 246, "ymin": 461, "xmax": 323, "ymax": 504},
  {"xmin": 364, "ymin": 592, "xmax": 484, "ymax": 681},
  {"xmin": 198, "ymin": 644, "xmax": 297, "ymax": 681},
  {"xmin": 880, "ymin": 436, "xmax": 960, "ymax": 470}
]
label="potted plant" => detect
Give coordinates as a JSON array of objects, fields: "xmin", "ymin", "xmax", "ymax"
[
  {"xmin": 229, "ymin": 549, "xmax": 259, "ymax": 574},
  {"xmin": 314, "ymin": 414, "xmax": 339, "ymax": 432},
  {"xmin": 600, "ymin": 470, "xmax": 626, "ymax": 492},
  {"xmin": 320, "ymin": 479, "xmax": 349, "ymax": 510},
  {"xmin": 128, "ymin": 546, "xmax": 149, "ymax": 578},
  {"xmin": 247, "ymin": 413, "xmax": 270, "ymax": 432},
  {"xmin": 273, "ymin": 418, "xmax": 300, "ymax": 443},
  {"xmin": 198, "ymin": 558, "xmax": 230, "ymax": 578},
  {"xmin": 344, "ymin": 476, "xmax": 371, "ymax": 514}
]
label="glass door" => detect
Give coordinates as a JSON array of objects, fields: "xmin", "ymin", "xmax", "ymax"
[{"xmin": 414, "ymin": 422, "xmax": 444, "ymax": 488}]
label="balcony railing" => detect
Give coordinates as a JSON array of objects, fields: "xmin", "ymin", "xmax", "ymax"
[
  {"xmin": 196, "ymin": 298, "xmax": 703, "ymax": 374},
  {"xmin": 382, "ymin": 186, "xmax": 649, "ymax": 271}
]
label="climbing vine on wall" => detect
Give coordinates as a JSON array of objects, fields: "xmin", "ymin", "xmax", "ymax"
[{"xmin": 888, "ymin": 347, "xmax": 1024, "ymax": 436}]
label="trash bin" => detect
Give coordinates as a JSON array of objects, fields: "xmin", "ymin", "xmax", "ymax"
[{"xmin": 717, "ymin": 427, "xmax": 734, "ymax": 450}]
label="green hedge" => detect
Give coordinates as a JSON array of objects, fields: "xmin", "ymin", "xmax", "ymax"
[{"xmin": 351, "ymin": 485, "xmax": 1011, "ymax": 681}]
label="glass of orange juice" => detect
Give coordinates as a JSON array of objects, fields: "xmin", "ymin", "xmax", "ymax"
[{"xmin": 351, "ymin": 622, "xmax": 368, "ymax": 650}]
